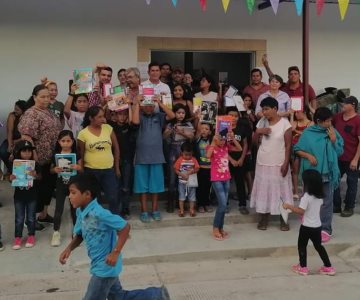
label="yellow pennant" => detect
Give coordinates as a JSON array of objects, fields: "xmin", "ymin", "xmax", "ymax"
[
  {"xmin": 222, "ymin": 0, "xmax": 230, "ymax": 13},
  {"xmin": 338, "ymin": 0, "xmax": 349, "ymax": 20}
]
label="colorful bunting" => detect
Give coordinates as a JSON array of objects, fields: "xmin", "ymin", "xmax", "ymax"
[
  {"xmin": 316, "ymin": 0, "xmax": 325, "ymax": 16},
  {"xmin": 294, "ymin": 0, "xmax": 304, "ymax": 16},
  {"xmin": 145, "ymin": 0, "xmax": 151, "ymax": 5},
  {"xmin": 246, "ymin": 0, "xmax": 255, "ymax": 14},
  {"xmin": 270, "ymin": 0, "xmax": 280, "ymax": 14},
  {"xmin": 338, "ymin": 0, "xmax": 349, "ymax": 20},
  {"xmin": 171, "ymin": 0, "xmax": 178, "ymax": 7},
  {"xmin": 222, "ymin": 0, "xmax": 230, "ymax": 13},
  {"xmin": 200, "ymin": 0, "xmax": 207, "ymax": 11}
]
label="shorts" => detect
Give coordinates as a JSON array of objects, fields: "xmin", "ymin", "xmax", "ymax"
[
  {"xmin": 178, "ymin": 182, "xmax": 196, "ymax": 202},
  {"xmin": 134, "ymin": 164, "xmax": 164, "ymax": 194}
]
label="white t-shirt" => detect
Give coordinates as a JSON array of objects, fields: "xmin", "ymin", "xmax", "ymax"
[
  {"xmin": 299, "ymin": 193, "xmax": 323, "ymax": 228},
  {"xmin": 65, "ymin": 111, "xmax": 85, "ymax": 138},
  {"xmin": 195, "ymin": 91, "xmax": 218, "ymax": 103},
  {"xmin": 256, "ymin": 118, "xmax": 291, "ymax": 166}
]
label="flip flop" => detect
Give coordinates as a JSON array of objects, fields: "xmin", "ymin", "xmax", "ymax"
[
  {"xmin": 220, "ymin": 230, "xmax": 230, "ymax": 239},
  {"xmin": 212, "ymin": 232, "xmax": 225, "ymax": 241}
]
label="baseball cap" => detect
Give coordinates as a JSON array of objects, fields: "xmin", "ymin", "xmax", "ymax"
[
  {"xmin": 13, "ymin": 140, "xmax": 36, "ymax": 154},
  {"xmin": 288, "ymin": 66, "xmax": 300, "ymax": 74},
  {"xmin": 343, "ymin": 96, "xmax": 358, "ymax": 108}
]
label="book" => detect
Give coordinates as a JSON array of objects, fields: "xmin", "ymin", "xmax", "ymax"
[
  {"xmin": 233, "ymin": 95, "xmax": 246, "ymax": 112},
  {"xmin": 108, "ymin": 86, "xmax": 128, "ymax": 112},
  {"xmin": 73, "ymin": 68, "xmax": 93, "ymax": 94},
  {"xmin": 174, "ymin": 125, "xmax": 194, "ymax": 141},
  {"xmin": 178, "ymin": 160, "xmax": 196, "ymax": 185},
  {"xmin": 200, "ymin": 101, "xmax": 218, "ymax": 124},
  {"xmin": 224, "ymin": 96, "xmax": 235, "ymax": 107},
  {"xmin": 55, "ymin": 153, "xmax": 77, "ymax": 177},
  {"xmin": 102, "ymin": 83, "xmax": 112, "ymax": 97},
  {"xmin": 224, "ymin": 85, "xmax": 238, "ymax": 98},
  {"xmin": 193, "ymin": 97, "xmax": 202, "ymax": 113},
  {"xmin": 291, "ymin": 97, "xmax": 304, "ymax": 112},
  {"xmin": 11, "ymin": 159, "xmax": 35, "ymax": 188},
  {"xmin": 141, "ymin": 86, "xmax": 155, "ymax": 106},
  {"xmin": 216, "ymin": 115, "xmax": 234, "ymax": 138},
  {"xmin": 161, "ymin": 94, "xmax": 173, "ymax": 110}
]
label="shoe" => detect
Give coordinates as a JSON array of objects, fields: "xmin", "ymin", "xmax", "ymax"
[
  {"xmin": 51, "ymin": 231, "xmax": 61, "ymax": 247},
  {"xmin": 12, "ymin": 237, "xmax": 22, "ymax": 250},
  {"xmin": 151, "ymin": 211, "xmax": 161, "ymax": 221},
  {"xmin": 204, "ymin": 205, "xmax": 213, "ymax": 213},
  {"xmin": 257, "ymin": 213, "xmax": 268, "ymax": 230},
  {"xmin": 280, "ymin": 216, "xmax": 290, "ymax": 231},
  {"xmin": 35, "ymin": 221, "xmax": 46, "ymax": 231},
  {"xmin": 341, "ymin": 208, "xmax": 354, "ymax": 217},
  {"xmin": 121, "ymin": 209, "xmax": 131, "ymax": 220},
  {"xmin": 239, "ymin": 206, "xmax": 249, "ymax": 215},
  {"xmin": 37, "ymin": 214, "xmax": 54, "ymax": 224},
  {"xmin": 333, "ymin": 206, "xmax": 342, "ymax": 213},
  {"xmin": 321, "ymin": 231, "xmax": 331, "ymax": 243},
  {"xmin": 25, "ymin": 235, "xmax": 35, "ymax": 248},
  {"xmin": 319, "ymin": 266, "xmax": 336, "ymax": 276},
  {"xmin": 198, "ymin": 206, "xmax": 205, "ymax": 213},
  {"xmin": 139, "ymin": 212, "xmax": 151, "ymax": 223},
  {"xmin": 291, "ymin": 264, "xmax": 309, "ymax": 275},
  {"xmin": 0, "ymin": 241, "xmax": 4, "ymax": 251},
  {"xmin": 161, "ymin": 285, "xmax": 171, "ymax": 300}
]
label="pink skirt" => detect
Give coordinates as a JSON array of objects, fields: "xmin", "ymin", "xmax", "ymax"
[{"xmin": 250, "ymin": 164, "xmax": 293, "ymax": 215}]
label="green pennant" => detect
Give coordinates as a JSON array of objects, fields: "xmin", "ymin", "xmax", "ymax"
[{"xmin": 246, "ymin": 0, "xmax": 255, "ymax": 14}]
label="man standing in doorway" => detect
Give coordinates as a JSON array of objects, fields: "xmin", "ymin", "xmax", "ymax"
[
  {"xmin": 242, "ymin": 68, "xmax": 269, "ymax": 107},
  {"xmin": 333, "ymin": 96, "xmax": 360, "ymax": 217},
  {"xmin": 160, "ymin": 63, "xmax": 172, "ymax": 84}
]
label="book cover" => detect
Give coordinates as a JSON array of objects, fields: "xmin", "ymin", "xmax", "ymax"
[
  {"xmin": 174, "ymin": 125, "xmax": 194, "ymax": 141},
  {"xmin": 11, "ymin": 159, "xmax": 35, "ymax": 188},
  {"xmin": 224, "ymin": 85, "xmax": 238, "ymax": 98},
  {"xmin": 216, "ymin": 115, "xmax": 234, "ymax": 138},
  {"xmin": 55, "ymin": 153, "xmax": 77, "ymax": 177},
  {"xmin": 233, "ymin": 95, "xmax": 246, "ymax": 112},
  {"xmin": 178, "ymin": 160, "xmax": 196, "ymax": 184},
  {"xmin": 73, "ymin": 68, "xmax": 93, "ymax": 94},
  {"xmin": 161, "ymin": 94, "xmax": 173, "ymax": 110},
  {"xmin": 108, "ymin": 86, "xmax": 129, "ymax": 111},
  {"xmin": 291, "ymin": 97, "xmax": 303, "ymax": 112},
  {"xmin": 200, "ymin": 101, "xmax": 218, "ymax": 124},
  {"xmin": 102, "ymin": 83, "xmax": 113, "ymax": 97},
  {"xmin": 193, "ymin": 97, "xmax": 202, "ymax": 113},
  {"xmin": 141, "ymin": 86, "xmax": 155, "ymax": 106}
]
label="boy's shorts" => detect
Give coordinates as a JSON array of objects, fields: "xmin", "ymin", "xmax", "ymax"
[
  {"xmin": 134, "ymin": 164, "xmax": 164, "ymax": 194},
  {"xmin": 178, "ymin": 183, "xmax": 196, "ymax": 202}
]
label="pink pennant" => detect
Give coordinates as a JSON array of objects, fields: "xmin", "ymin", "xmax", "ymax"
[
  {"xmin": 145, "ymin": 0, "xmax": 151, "ymax": 5},
  {"xmin": 270, "ymin": 0, "xmax": 279, "ymax": 14},
  {"xmin": 200, "ymin": 0, "xmax": 207, "ymax": 11},
  {"xmin": 316, "ymin": 0, "xmax": 325, "ymax": 16}
]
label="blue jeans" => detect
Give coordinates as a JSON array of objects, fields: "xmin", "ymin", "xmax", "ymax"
[
  {"xmin": 14, "ymin": 196, "xmax": 36, "ymax": 237},
  {"xmin": 118, "ymin": 160, "xmax": 132, "ymax": 212},
  {"xmin": 321, "ymin": 182, "xmax": 334, "ymax": 235},
  {"xmin": 212, "ymin": 180, "xmax": 230, "ymax": 229},
  {"xmin": 333, "ymin": 160, "xmax": 359, "ymax": 209},
  {"xmin": 84, "ymin": 275, "xmax": 163, "ymax": 300},
  {"xmin": 85, "ymin": 168, "xmax": 120, "ymax": 215}
]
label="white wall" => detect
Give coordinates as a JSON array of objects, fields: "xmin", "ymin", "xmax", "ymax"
[{"xmin": 0, "ymin": 1, "xmax": 359, "ymax": 139}]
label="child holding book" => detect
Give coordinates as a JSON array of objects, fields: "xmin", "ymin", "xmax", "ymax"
[
  {"xmin": 132, "ymin": 94, "xmax": 175, "ymax": 222},
  {"xmin": 283, "ymin": 169, "xmax": 336, "ymax": 276},
  {"xmin": 174, "ymin": 141, "xmax": 200, "ymax": 217},
  {"xmin": 195, "ymin": 123, "xmax": 213, "ymax": 213},
  {"xmin": 59, "ymin": 173, "xmax": 170, "ymax": 300},
  {"xmin": 163, "ymin": 103, "xmax": 194, "ymax": 213},
  {"xmin": 50, "ymin": 130, "xmax": 82, "ymax": 247},
  {"xmin": 10, "ymin": 140, "xmax": 40, "ymax": 250},
  {"xmin": 207, "ymin": 132, "xmax": 242, "ymax": 241},
  {"xmin": 64, "ymin": 83, "xmax": 89, "ymax": 138}
]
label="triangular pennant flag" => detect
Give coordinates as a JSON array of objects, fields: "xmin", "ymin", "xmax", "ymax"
[
  {"xmin": 200, "ymin": 0, "xmax": 207, "ymax": 11},
  {"xmin": 316, "ymin": 0, "xmax": 325, "ymax": 16},
  {"xmin": 246, "ymin": 0, "xmax": 255, "ymax": 14},
  {"xmin": 338, "ymin": 0, "xmax": 349, "ymax": 20},
  {"xmin": 145, "ymin": 0, "xmax": 151, "ymax": 5},
  {"xmin": 222, "ymin": 0, "xmax": 230, "ymax": 13},
  {"xmin": 294, "ymin": 0, "xmax": 304, "ymax": 15},
  {"xmin": 270, "ymin": 0, "xmax": 280, "ymax": 14},
  {"xmin": 171, "ymin": 0, "xmax": 178, "ymax": 7}
]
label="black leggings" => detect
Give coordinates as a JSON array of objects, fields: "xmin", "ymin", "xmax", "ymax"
[
  {"xmin": 37, "ymin": 163, "xmax": 56, "ymax": 213},
  {"xmin": 196, "ymin": 168, "xmax": 211, "ymax": 208},
  {"xmin": 53, "ymin": 178, "xmax": 76, "ymax": 231},
  {"xmin": 229, "ymin": 163, "xmax": 246, "ymax": 207},
  {"xmin": 298, "ymin": 225, "xmax": 331, "ymax": 268}
]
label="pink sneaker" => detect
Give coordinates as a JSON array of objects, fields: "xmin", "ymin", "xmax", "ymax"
[
  {"xmin": 12, "ymin": 237, "xmax": 22, "ymax": 250},
  {"xmin": 321, "ymin": 231, "xmax": 331, "ymax": 243},
  {"xmin": 319, "ymin": 266, "xmax": 336, "ymax": 276},
  {"xmin": 25, "ymin": 235, "xmax": 35, "ymax": 248},
  {"xmin": 291, "ymin": 264, "xmax": 309, "ymax": 275}
]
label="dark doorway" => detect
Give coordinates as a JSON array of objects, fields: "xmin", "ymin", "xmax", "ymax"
[{"xmin": 151, "ymin": 50, "xmax": 253, "ymax": 91}]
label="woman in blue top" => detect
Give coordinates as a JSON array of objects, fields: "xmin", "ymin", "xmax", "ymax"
[{"xmin": 294, "ymin": 107, "xmax": 343, "ymax": 243}]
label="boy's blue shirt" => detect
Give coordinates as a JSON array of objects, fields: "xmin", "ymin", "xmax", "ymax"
[{"xmin": 74, "ymin": 199, "xmax": 127, "ymax": 277}]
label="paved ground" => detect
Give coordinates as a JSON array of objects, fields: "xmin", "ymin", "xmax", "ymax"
[{"xmin": 0, "ymin": 179, "xmax": 360, "ymax": 299}]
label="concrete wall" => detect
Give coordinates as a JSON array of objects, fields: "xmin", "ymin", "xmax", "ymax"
[{"xmin": 0, "ymin": 0, "xmax": 359, "ymax": 139}]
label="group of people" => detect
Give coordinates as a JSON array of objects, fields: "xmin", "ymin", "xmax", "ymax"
[{"xmin": 0, "ymin": 58, "xmax": 359, "ymax": 288}]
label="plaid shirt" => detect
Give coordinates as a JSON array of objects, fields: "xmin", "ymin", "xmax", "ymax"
[{"xmin": 88, "ymin": 90, "xmax": 101, "ymax": 107}]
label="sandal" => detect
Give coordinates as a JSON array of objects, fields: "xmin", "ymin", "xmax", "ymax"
[
  {"xmin": 220, "ymin": 229, "xmax": 229, "ymax": 239},
  {"xmin": 189, "ymin": 210, "xmax": 196, "ymax": 217},
  {"xmin": 205, "ymin": 206, "xmax": 213, "ymax": 213},
  {"xmin": 178, "ymin": 210, "xmax": 185, "ymax": 218},
  {"xmin": 213, "ymin": 229, "xmax": 225, "ymax": 241},
  {"xmin": 198, "ymin": 206, "xmax": 205, "ymax": 213}
]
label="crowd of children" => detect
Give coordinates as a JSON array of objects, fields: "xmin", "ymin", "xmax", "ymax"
[{"xmin": 2, "ymin": 60, "xmax": 358, "ymax": 284}]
